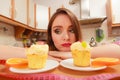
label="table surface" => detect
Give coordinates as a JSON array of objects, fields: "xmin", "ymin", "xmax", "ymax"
[{"xmin": 0, "ymin": 62, "xmax": 120, "ymax": 80}]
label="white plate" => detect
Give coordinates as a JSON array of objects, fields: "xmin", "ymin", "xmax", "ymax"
[
  {"xmin": 9, "ymin": 60, "xmax": 59, "ymax": 74},
  {"xmin": 60, "ymin": 59, "xmax": 107, "ymax": 71}
]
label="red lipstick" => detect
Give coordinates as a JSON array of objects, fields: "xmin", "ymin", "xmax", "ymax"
[{"xmin": 61, "ymin": 43, "xmax": 71, "ymax": 47}]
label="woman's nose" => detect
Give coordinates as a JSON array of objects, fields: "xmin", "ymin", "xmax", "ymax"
[{"xmin": 62, "ymin": 32, "xmax": 70, "ymax": 41}]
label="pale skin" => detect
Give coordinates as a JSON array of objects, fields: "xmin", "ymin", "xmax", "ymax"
[
  {"xmin": 48, "ymin": 14, "xmax": 76, "ymax": 61},
  {"xmin": 51, "ymin": 14, "xmax": 76, "ymax": 52}
]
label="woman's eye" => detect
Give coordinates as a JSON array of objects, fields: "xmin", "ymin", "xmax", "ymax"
[
  {"xmin": 54, "ymin": 29, "xmax": 61, "ymax": 34},
  {"xmin": 69, "ymin": 28, "xmax": 75, "ymax": 33}
]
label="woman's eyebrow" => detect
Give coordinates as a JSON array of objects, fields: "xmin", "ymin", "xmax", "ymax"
[
  {"xmin": 52, "ymin": 25, "xmax": 62, "ymax": 29},
  {"xmin": 69, "ymin": 24, "xmax": 73, "ymax": 27}
]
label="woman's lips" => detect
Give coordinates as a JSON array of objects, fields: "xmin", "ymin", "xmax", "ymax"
[{"xmin": 61, "ymin": 43, "xmax": 71, "ymax": 47}]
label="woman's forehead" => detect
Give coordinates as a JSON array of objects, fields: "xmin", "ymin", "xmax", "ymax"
[{"xmin": 52, "ymin": 14, "xmax": 72, "ymax": 27}]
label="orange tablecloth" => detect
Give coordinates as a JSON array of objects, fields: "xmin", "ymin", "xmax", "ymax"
[{"xmin": 0, "ymin": 59, "xmax": 120, "ymax": 80}]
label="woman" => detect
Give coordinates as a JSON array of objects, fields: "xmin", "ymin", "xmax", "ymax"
[
  {"xmin": 47, "ymin": 8, "xmax": 82, "ymax": 51},
  {"xmin": 47, "ymin": 8, "xmax": 120, "ymax": 61},
  {"xmin": 47, "ymin": 8, "xmax": 82, "ymax": 61}
]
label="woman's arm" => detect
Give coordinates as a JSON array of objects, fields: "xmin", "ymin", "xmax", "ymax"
[
  {"xmin": 1, "ymin": 43, "xmax": 119, "ymax": 61},
  {"xmin": 91, "ymin": 44, "xmax": 120, "ymax": 58},
  {"xmin": 0, "ymin": 45, "xmax": 26, "ymax": 59},
  {"xmin": 0, "ymin": 45, "xmax": 71, "ymax": 61},
  {"xmin": 49, "ymin": 44, "xmax": 120, "ymax": 61},
  {"xmin": 48, "ymin": 51, "xmax": 72, "ymax": 61}
]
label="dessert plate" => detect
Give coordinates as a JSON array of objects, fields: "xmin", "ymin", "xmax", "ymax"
[
  {"xmin": 60, "ymin": 59, "xmax": 107, "ymax": 71},
  {"xmin": 9, "ymin": 60, "xmax": 59, "ymax": 74}
]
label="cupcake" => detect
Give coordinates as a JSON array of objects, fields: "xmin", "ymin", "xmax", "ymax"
[
  {"xmin": 26, "ymin": 44, "xmax": 49, "ymax": 69},
  {"xmin": 70, "ymin": 41, "xmax": 91, "ymax": 67}
]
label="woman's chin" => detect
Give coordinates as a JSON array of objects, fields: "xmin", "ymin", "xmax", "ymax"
[{"xmin": 60, "ymin": 49, "xmax": 70, "ymax": 52}]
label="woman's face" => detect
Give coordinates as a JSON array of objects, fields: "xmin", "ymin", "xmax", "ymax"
[{"xmin": 51, "ymin": 14, "xmax": 76, "ymax": 52}]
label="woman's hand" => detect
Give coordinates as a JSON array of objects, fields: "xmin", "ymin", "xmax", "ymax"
[
  {"xmin": 48, "ymin": 51, "xmax": 72, "ymax": 62},
  {"xmin": 48, "ymin": 55, "xmax": 62, "ymax": 62}
]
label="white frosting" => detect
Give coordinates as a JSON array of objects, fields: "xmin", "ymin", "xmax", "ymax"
[
  {"xmin": 26, "ymin": 44, "xmax": 49, "ymax": 54},
  {"xmin": 70, "ymin": 41, "xmax": 90, "ymax": 50}
]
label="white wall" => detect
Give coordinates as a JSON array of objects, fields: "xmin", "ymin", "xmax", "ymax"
[{"xmin": 0, "ymin": 22, "xmax": 23, "ymax": 47}]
